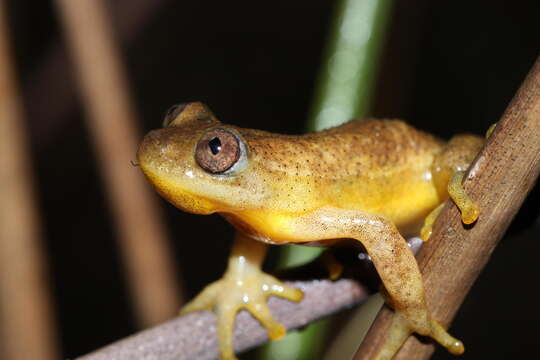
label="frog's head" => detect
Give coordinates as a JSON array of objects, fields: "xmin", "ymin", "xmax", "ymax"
[{"xmin": 137, "ymin": 102, "xmax": 255, "ymax": 215}]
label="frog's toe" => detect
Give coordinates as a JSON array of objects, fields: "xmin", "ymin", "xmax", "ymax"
[
  {"xmin": 318, "ymin": 250, "xmax": 344, "ymax": 280},
  {"xmin": 261, "ymin": 274, "xmax": 304, "ymax": 302},
  {"xmin": 377, "ymin": 311, "xmax": 464, "ymax": 359},
  {"xmin": 460, "ymin": 204, "xmax": 479, "ymax": 225},
  {"xmin": 448, "ymin": 171, "xmax": 480, "ymax": 225},
  {"xmin": 413, "ymin": 316, "xmax": 464, "ymax": 355},
  {"xmin": 179, "ymin": 280, "xmax": 221, "ymax": 315},
  {"xmin": 244, "ymin": 275, "xmax": 301, "ymax": 339},
  {"xmin": 420, "ymin": 203, "xmax": 444, "ymax": 242},
  {"xmin": 245, "ymin": 302, "xmax": 286, "ymax": 340},
  {"xmin": 375, "ymin": 313, "xmax": 412, "ymax": 360},
  {"xmin": 428, "ymin": 319, "xmax": 464, "ymax": 355},
  {"xmin": 216, "ymin": 307, "xmax": 239, "ymax": 360},
  {"xmin": 420, "ymin": 223, "xmax": 433, "ymax": 242}
]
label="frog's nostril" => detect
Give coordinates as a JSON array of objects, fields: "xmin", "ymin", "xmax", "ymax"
[
  {"xmin": 137, "ymin": 131, "xmax": 159, "ymax": 164},
  {"xmin": 141, "ymin": 130, "xmax": 166, "ymax": 152}
]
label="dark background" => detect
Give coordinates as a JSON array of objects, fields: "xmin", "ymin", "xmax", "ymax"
[{"xmin": 9, "ymin": 0, "xmax": 540, "ymax": 358}]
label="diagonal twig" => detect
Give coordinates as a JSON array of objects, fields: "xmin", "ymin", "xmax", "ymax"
[{"xmin": 354, "ymin": 55, "xmax": 540, "ymax": 359}]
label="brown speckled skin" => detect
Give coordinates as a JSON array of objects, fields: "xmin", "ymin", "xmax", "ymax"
[
  {"xmin": 138, "ymin": 106, "xmax": 481, "ymax": 239},
  {"xmin": 137, "ymin": 102, "xmax": 483, "ymax": 360}
]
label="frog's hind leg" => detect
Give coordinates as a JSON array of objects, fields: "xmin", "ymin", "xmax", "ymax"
[
  {"xmin": 286, "ymin": 207, "xmax": 464, "ymax": 359},
  {"xmin": 180, "ymin": 231, "xmax": 303, "ymax": 360}
]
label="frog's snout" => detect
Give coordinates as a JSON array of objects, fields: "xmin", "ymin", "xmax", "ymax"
[
  {"xmin": 136, "ymin": 128, "xmax": 219, "ymax": 215},
  {"xmin": 137, "ymin": 127, "xmax": 198, "ymax": 182},
  {"xmin": 136, "ymin": 129, "xmax": 161, "ymax": 169},
  {"xmin": 137, "ymin": 128, "xmax": 181, "ymax": 178}
]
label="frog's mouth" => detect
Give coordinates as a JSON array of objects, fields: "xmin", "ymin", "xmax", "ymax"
[
  {"xmin": 162, "ymin": 187, "xmax": 217, "ymax": 215},
  {"xmin": 140, "ymin": 167, "xmax": 218, "ymax": 215}
]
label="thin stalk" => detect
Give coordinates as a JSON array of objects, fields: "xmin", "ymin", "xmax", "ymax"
[
  {"xmin": 25, "ymin": 0, "xmax": 170, "ymax": 147},
  {"xmin": 54, "ymin": 0, "xmax": 182, "ymax": 326},
  {"xmin": 0, "ymin": 1, "xmax": 58, "ymax": 359}
]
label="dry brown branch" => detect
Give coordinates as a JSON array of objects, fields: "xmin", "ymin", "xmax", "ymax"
[
  {"xmin": 354, "ymin": 55, "xmax": 540, "ymax": 359},
  {"xmin": 0, "ymin": 1, "xmax": 58, "ymax": 359},
  {"xmin": 54, "ymin": 0, "xmax": 181, "ymax": 326},
  {"xmin": 75, "ymin": 279, "xmax": 368, "ymax": 360}
]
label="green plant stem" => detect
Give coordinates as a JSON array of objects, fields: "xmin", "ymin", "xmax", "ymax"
[{"xmin": 261, "ymin": 1, "xmax": 393, "ymax": 359}]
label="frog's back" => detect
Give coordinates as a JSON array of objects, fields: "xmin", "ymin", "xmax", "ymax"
[
  {"xmin": 242, "ymin": 119, "xmax": 444, "ymax": 233},
  {"xmin": 244, "ymin": 118, "xmax": 443, "ymax": 180},
  {"xmin": 311, "ymin": 119, "xmax": 443, "ymax": 176}
]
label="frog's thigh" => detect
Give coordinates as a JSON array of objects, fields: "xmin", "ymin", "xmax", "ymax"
[
  {"xmin": 286, "ymin": 207, "xmax": 463, "ymax": 358},
  {"xmin": 289, "ymin": 208, "xmax": 428, "ymax": 325}
]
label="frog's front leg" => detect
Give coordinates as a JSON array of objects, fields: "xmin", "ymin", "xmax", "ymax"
[
  {"xmin": 421, "ymin": 134, "xmax": 484, "ymax": 241},
  {"xmin": 180, "ymin": 231, "xmax": 303, "ymax": 360},
  {"xmin": 420, "ymin": 170, "xmax": 480, "ymax": 242},
  {"xmin": 285, "ymin": 207, "xmax": 463, "ymax": 360}
]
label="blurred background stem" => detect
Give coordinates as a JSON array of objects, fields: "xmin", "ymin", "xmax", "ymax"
[{"xmin": 259, "ymin": 0, "xmax": 392, "ymax": 359}]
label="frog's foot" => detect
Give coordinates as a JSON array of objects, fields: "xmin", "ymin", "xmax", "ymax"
[
  {"xmin": 376, "ymin": 310, "xmax": 464, "ymax": 360},
  {"xmin": 448, "ymin": 171, "xmax": 479, "ymax": 225},
  {"xmin": 422, "ymin": 170, "xmax": 479, "ymax": 242},
  {"xmin": 180, "ymin": 270, "xmax": 303, "ymax": 360}
]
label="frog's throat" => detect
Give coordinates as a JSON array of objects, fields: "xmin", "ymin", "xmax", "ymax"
[
  {"xmin": 142, "ymin": 171, "xmax": 219, "ymax": 215},
  {"xmin": 161, "ymin": 187, "xmax": 217, "ymax": 215},
  {"xmin": 220, "ymin": 212, "xmax": 289, "ymax": 244},
  {"xmin": 222, "ymin": 209, "xmax": 330, "ymax": 245}
]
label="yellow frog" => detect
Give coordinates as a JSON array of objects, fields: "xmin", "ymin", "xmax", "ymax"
[{"xmin": 137, "ymin": 102, "xmax": 483, "ymax": 360}]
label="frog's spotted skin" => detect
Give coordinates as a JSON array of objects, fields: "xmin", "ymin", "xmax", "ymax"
[{"xmin": 137, "ymin": 102, "xmax": 483, "ymax": 360}]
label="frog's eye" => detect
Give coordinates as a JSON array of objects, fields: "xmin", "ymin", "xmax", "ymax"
[
  {"xmin": 163, "ymin": 103, "xmax": 187, "ymax": 127},
  {"xmin": 195, "ymin": 128, "xmax": 241, "ymax": 174}
]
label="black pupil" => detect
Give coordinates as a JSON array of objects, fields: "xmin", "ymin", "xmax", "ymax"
[{"xmin": 208, "ymin": 137, "xmax": 222, "ymax": 155}]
